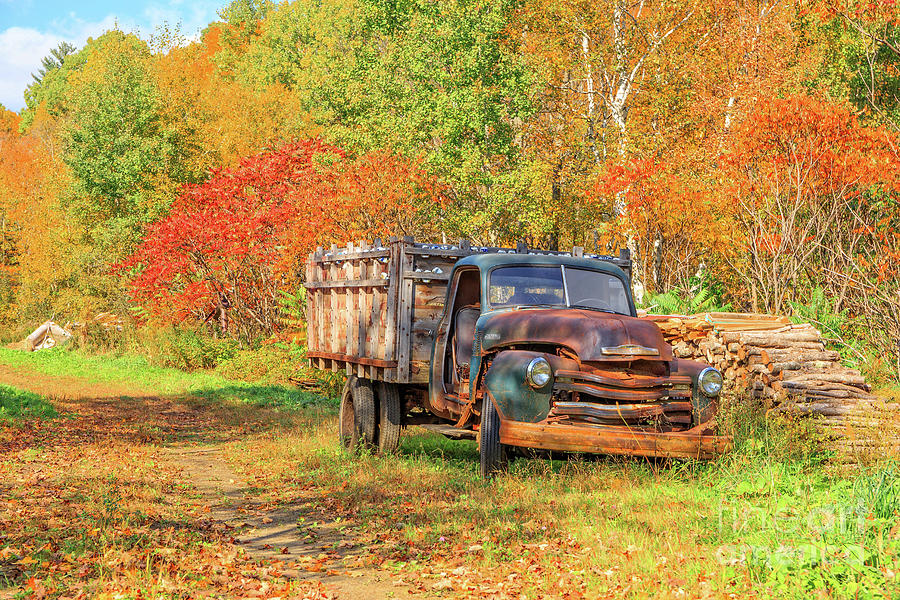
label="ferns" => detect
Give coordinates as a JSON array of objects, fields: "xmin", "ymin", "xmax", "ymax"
[
  {"xmin": 643, "ymin": 285, "xmax": 731, "ymax": 315},
  {"xmin": 788, "ymin": 287, "xmax": 864, "ymax": 365},
  {"xmin": 787, "ymin": 287, "xmax": 848, "ymax": 344},
  {"xmin": 277, "ymin": 289, "xmax": 306, "ymax": 331}
]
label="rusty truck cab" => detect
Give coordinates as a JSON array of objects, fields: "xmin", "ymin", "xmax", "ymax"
[{"xmin": 429, "ymin": 254, "xmax": 730, "ymax": 475}]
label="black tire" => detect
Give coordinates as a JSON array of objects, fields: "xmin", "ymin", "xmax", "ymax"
[
  {"xmin": 376, "ymin": 382, "xmax": 402, "ymax": 454},
  {"xmin": 338, "ymin": 377, "xmax": 357, "ymax": 449},
  {"xmin": 352, "ymin": 377, "xmax": 378, "ymax": 450},
  {"xmin": 479, "ymin": 397, "xmax": 508, "ymax": 478}
]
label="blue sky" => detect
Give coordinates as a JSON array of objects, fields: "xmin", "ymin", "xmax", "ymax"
[{"xmin": 0, "ymin": 0, "xmax": 225, "ymax": 111}]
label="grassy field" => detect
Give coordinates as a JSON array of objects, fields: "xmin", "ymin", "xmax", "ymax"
[
  {"xmin": 0, "ymin": 346, "xmax": 324, "ymax": 410},
  {"xmin": 0, "ymin": 383, "xmax": 57, "ymax": 421},
  {"xmin": 226, "ymin": 415, "xmax": 900, "ymax": 598},
  {"xmin": 1, "ymin": 348, "xmax": 898, "ymax": 598}
]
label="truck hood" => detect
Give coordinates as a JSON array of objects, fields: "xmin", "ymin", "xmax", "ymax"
[{"xmin": 477, "ymin": 308, "xmax": 672, "ymax": 362}]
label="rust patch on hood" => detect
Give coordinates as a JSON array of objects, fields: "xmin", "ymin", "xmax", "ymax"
[{"xmin": 478, "ymin": 308, "xmax": 673, "ymax": 361}]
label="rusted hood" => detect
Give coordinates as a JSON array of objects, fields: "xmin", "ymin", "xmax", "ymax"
[{"xmin": 478, "ymin": 308, "xmax": 672, "ymax": 361}]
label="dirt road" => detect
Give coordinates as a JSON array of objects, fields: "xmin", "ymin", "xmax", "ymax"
[{"xmin": 0, "ymin": 364, "xmax": 413, "ymax": 599}]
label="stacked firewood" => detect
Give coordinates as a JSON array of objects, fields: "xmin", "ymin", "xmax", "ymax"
[{"xmin": 643, "ymin": 312, "xmax": 899, "ymax": 458}]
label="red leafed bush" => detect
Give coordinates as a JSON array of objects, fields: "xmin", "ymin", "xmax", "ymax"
[{"xmin": 122, "ymin": 140, "xmax": 441, "ymax": 340}]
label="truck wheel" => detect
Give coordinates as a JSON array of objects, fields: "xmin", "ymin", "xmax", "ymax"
[
  {"xmin": 338, "ymin": 377, "xmax": 357, "ymax": 449},
  {"xmin": 376, "ymin": 382, "xmax": 402, "ymax": 454},
  {"xmin": 352, "ymin": 377, "xmax": 378, "ymax": 450},
  {"xmin": 479, "ymin": 397, "xmax": 508, "ymax": 478}
]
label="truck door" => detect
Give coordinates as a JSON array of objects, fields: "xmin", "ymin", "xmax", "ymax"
[{"xmin": 429, "ymin": 267, "xmax": 480, "ymax": 417}]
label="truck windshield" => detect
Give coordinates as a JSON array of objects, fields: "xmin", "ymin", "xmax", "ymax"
[{"xmin": 489, "ymin": 266, "xmax": 631, "ymax": 315}]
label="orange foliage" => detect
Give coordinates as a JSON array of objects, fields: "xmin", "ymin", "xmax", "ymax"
[
  {"xmin": 305, "ymin": 148, "xmax": 444, "ymax": 252},
  {"xmin": 0, "ymin": 108, "xmax": 74, "ymax": 320},
  {"xmin": 124, "ymin": 140, "xmax": 441, "ymax": 334},
  {"xmin": 0, "ymin": 108, "xmax": 19, "ymax": 135},
  {"xmin": 722, "ymin": 94, "xmax": 900, "ymax": 312},
  {"xmin": 594, "ymin": 160, "xmax": 735, "ymax": 293}
]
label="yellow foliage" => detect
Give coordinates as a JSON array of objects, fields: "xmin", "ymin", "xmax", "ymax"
[
  {"xmin": 153, "ymin": 28, "xmax": 306, "ymax": 175},
  {"xmin": 0, "ymin": 108, "xmax": 79, "ymax": 324}
]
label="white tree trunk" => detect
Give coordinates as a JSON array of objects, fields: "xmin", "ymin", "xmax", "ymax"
[
  {"xmin": 724, "ymin": 95, "xmax": 737, "ymax": 130},
  {"xmin": 581, "ymin": 32, "xmax": 602, "ymax": 165}
]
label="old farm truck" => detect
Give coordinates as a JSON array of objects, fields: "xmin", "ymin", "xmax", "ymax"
[{"xmin": 305, "ymin": 238, "xmax": 730, "ymax": 475}]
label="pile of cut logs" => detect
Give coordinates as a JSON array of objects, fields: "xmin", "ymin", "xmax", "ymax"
[{"xmin": 642, "ymin": 312, "xmax": 899, "ymax": 460}]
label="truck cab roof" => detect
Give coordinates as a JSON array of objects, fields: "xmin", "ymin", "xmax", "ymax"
[{"xmin": 454, "ymin": 252, "xmax": 631, "ymax": 281}]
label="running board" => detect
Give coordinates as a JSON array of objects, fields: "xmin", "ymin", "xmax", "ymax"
[{"xmin": 418, "ymin": 423, "xmax": 477, "ymax": 440}]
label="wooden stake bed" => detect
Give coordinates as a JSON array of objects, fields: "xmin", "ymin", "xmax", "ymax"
[{"xmin": 305, "ymin": 237, "xmax": 630, "ymax": 384}]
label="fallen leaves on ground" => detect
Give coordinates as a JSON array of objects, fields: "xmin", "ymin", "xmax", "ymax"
[{"xmin": 0, "ymin": 394, "xmax": 334, "ymax": 599}]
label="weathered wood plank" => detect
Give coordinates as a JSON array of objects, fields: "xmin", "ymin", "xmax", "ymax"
[
  {"xmin": 345, "ymin": 242, "xmax": 356, "ymax": 362},
  {"xmin": 357, "ymin": 242, "xmax": 368, "ymax": 378},
  {"xmin": 316, "ymin": 262, "xmax": 325, "ymax": 355},
  {"xmin": 369, "ymin": 259, "xmax": 382, "ymax": 362},
  {"xmin": 311, "ymin": 249, "xmax": 391, "ymax": 263},
  {"xmin": 328, "ymin": 248, "xmax": 338, "ymax": 357},
  {"xmin": 402, "ymin": 270, "xmax": 451, "ymax": 281},
  {"xmin": 304, "ymin": 279, "xmax": 390, "ymax": 289},
  {"xmin": 380, "ymin": 240, "xmax": 397, "ymax": 381},
  {"xmin": 411, "ymin": 255, "xmax": 460, "ymax": 271},
  {"xmin": 397, "ymin": 244, "xmax": 414, "ymax": 382}
]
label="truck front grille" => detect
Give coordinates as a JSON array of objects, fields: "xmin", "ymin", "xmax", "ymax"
[{"xmin": 549, "ymin": 369, "xmax": 693, "ymax": 430}]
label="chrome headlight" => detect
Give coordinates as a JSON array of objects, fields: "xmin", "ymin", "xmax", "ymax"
[
  {"xmin": 525, "ymin": 357, "xmax": 552, "ymax": 388},
  {"xmin": 698, "ymin": 367, "xmax": 723, "ymax": 397}
]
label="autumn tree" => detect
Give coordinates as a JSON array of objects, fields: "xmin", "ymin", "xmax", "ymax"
[
  {"xmin": 214, "ymin": 0, "xmax": 532, "ymax": 243},
  {"xmin": 123, "ymin": 140, "xmax": 441, "ymax": 340},
  {"xmin": 31, "ymin": 41, "xmax": 77, "ymax": 84},
  {"xmin": 153, "ymin": 25, "xmax": 305, "ymax": 176},
  {"xmin": 64, "ymin": 31, "xmax": 186, "ymax": 233},
  {"xmin": 594, "ymin": 160, "xmax": 736, "ymax": 295},
  {"xmin": 0, "ymin": 106, "xmax": 75, "ymax": 325},
  {"xmin": 0, "ymin": 108, "xmax": 21, "ymax": 273},
  {"xmin": 21, "ymin": 43, "xmax": 87, "ymax": 131},
  {"xmin": 723, "ymin": 95, "xmax": 900, "ymax": 329},
  {"xmin": 819, "ymin": 0, "xmax": 900, "ymax": 130}
]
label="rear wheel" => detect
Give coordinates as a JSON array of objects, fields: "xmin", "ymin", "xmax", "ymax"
[
  {"xmin": 340, "ymin": 375, "xmax": 377, "ymax": 452},
  {"xmin": 338, "ymin": 377, "xmax": 357, "ymax": 449},
  {"xmin": 479, "ymin": 397, "xmax": 508, "ymax": 478},
  {"xmin": 352, "ymin": 377, "xmax": 378, "ymax": 450},
  {"xmin": 376, "ymin": 382, "xmax": 402, "ymax": 454}
]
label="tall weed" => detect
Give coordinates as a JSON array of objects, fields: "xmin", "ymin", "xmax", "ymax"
[{"xmin": 141, "ymin": 327, "xmax": 238, "ymax": 371}]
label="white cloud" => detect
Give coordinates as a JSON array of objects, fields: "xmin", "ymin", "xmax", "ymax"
[
  {"xmin": 141, "ymin": 0, "xmax": 220, "ymax": 40},
  {"xmin": 0, "ymin": 1, "xmax": 220, "ymax": 112},
  {"xmin": 0, "ymin": 16, "xmax": 119, "ymax": 112},
  {"xmin": 0, "ymin": 28, "xmax": 61, "ymax": 111}
]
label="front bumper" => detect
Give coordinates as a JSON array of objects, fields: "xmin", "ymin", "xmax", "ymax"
[{"xmin": 499, "ymin": 419, "xmax": 732, "ymax": 459}]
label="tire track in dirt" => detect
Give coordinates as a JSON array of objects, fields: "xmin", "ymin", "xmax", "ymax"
[{"xmin": 169, "ymin": 444, "xmax": 414, "ymax": 599}]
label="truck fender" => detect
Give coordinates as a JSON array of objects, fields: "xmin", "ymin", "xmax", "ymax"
[
  {"xmin": 483, "ymin": 350, "xmax": 556, "ymax": 423},
  {"xmin": 671, "ymin": 359, "xmax": 719, "ymax": 426}
]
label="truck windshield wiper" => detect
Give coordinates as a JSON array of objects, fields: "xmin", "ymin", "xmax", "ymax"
[
  {"xmin": 513, "ymin": 303, "xmax": 563, "ymax": 309},
  {"xmin": 569, "ymin": 304, "xmax": 625, "ymax": 315}
]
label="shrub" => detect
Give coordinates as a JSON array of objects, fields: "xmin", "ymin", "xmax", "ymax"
[
  {"xmin": 643, "ymin": 284, "xmax": 731, "ymax": 314},
  {"xmin": 142, "ymin": 327, "xmax": 238, "ymax": 371},
  {"xmin": 214, "ymin": 344, "xmax": 295, "ymax": 382}
]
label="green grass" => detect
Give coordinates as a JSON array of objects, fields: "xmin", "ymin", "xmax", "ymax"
[
  {"xmin": 0, "ymin": 347, "xmax": 329, "ymax": 410},
  {"xmin": 227, "ymin": 411, "xmax": 900, "ymax": 599},
  {"xmin": 0, "ymin": 383, "xmax": 57, "ymax": 421}
]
